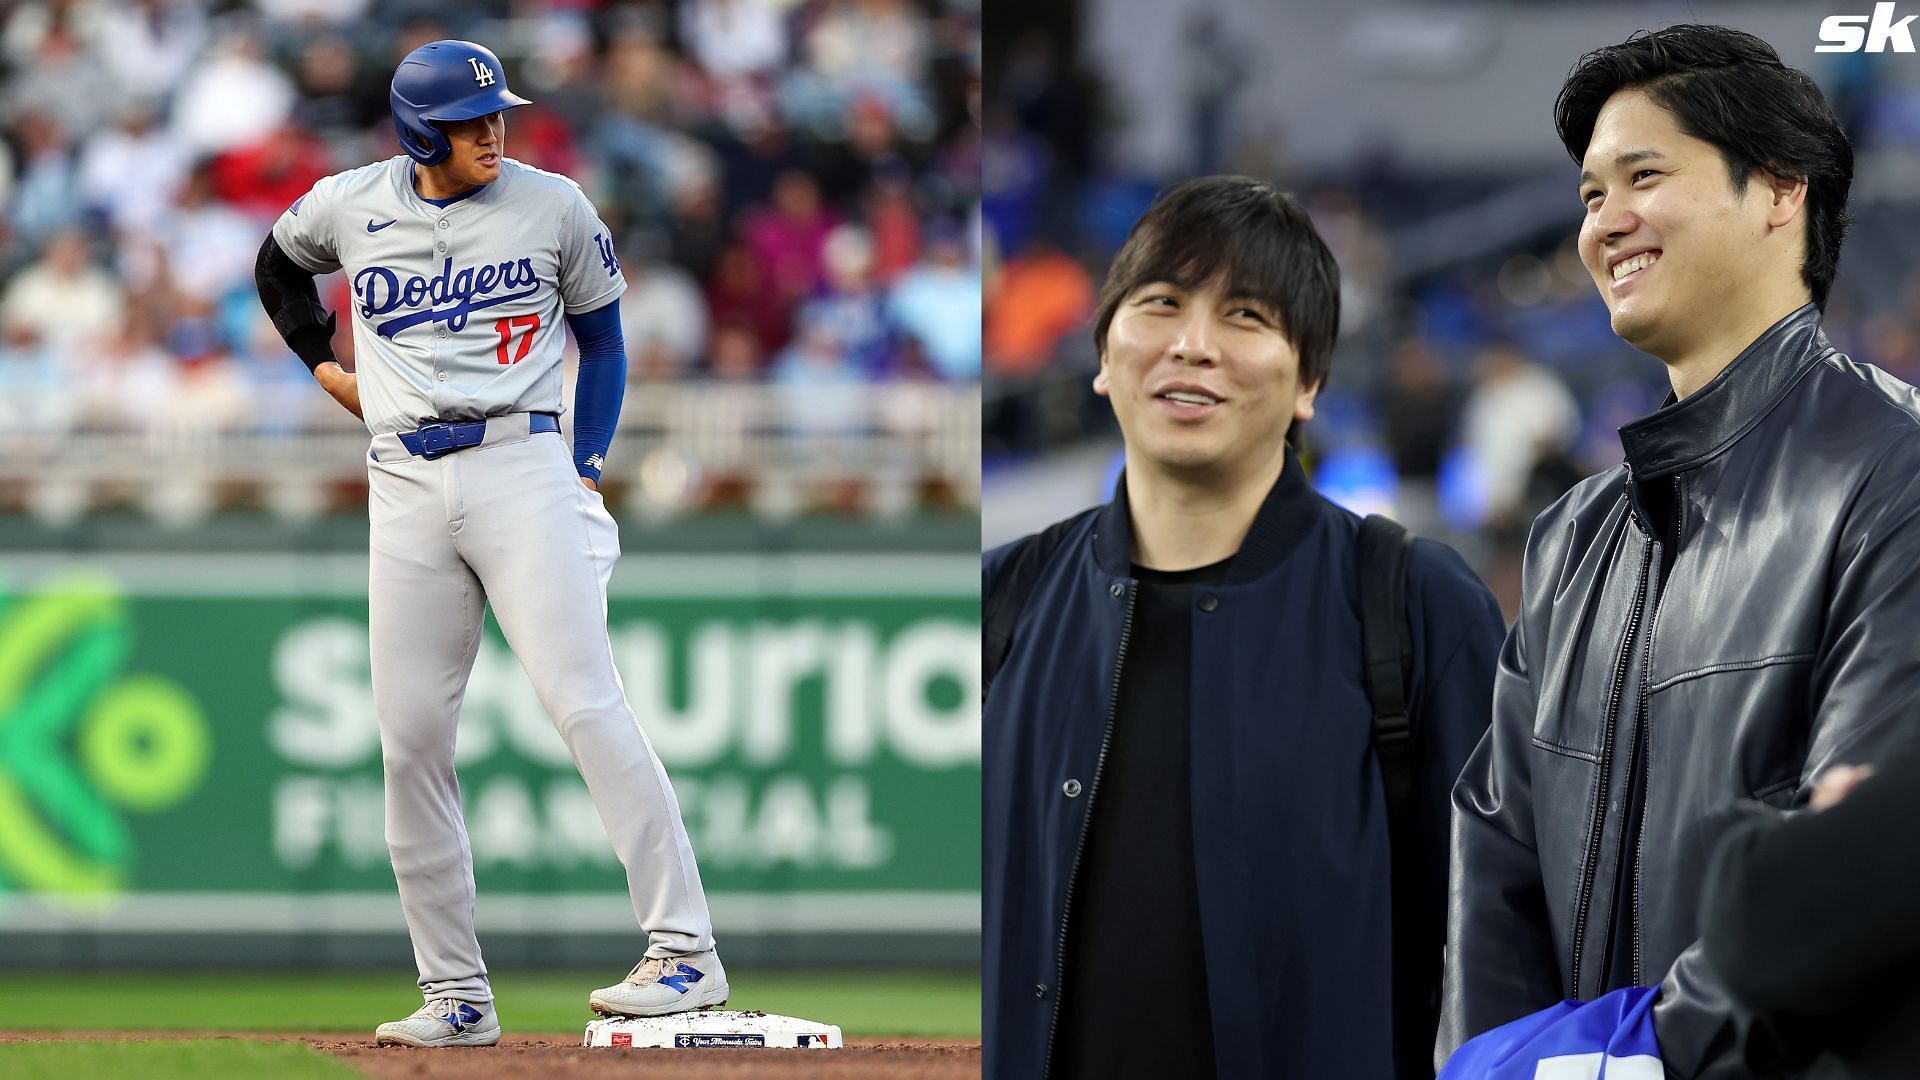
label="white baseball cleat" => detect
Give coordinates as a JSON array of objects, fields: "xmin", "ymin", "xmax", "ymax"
[
  {"xmin": 374, "ymin": 997, "xmax": 501, "ymax": 1047},
  {"xmin": 589, "ymin": 950, "xmax": 730, "ymax": 1017}
]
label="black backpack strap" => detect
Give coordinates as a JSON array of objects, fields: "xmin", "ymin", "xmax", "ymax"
[
  {"xmin": 982, "ymin": 507, "xmax": 1100, "ymax": 701},
  {"xmin": 1358, "ymin": 514, "xmax": 1415, "ymax": 760},
  {"xmin": 1358, "ymin": 513, "xmax": 1432, "ymax": 1080}
]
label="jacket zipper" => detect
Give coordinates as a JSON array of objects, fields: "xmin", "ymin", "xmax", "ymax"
[
  {"xmin": 1629, "ymin": 475, "xmax": 1681, "ymax": 987},
  {"xmin": 1567, "ymin": 527, "xmax": 1651, "ymax": 999},
  {"xmin": 1620, "ymin": 605, "xmax": 1655, "ymax": 988},
  {"xmin": 1042, "ymin": 580, "xmax": 1137, "ymax": 1078}
]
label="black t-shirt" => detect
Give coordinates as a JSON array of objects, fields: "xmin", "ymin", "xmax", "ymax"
[{"xmin": 1053, "ymin": 557, "xmax": 1232, "ymax": 1080}]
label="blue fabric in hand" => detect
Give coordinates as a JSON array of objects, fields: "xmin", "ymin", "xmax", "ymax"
[{"xmin": 1439, "ymin": 986, "xmax": 1661, "ymax": 1079}]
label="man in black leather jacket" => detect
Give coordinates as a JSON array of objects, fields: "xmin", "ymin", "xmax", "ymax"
[{"xmin": 1439, "ymin": 25, "xmax": 1920, "ymax": 1079}]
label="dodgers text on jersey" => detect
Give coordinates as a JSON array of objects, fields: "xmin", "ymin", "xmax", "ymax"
[{"xmin": 355, "ymin": 256, "xmax": 541, "ymax": 338}]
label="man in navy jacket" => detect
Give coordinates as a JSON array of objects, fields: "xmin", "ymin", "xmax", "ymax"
[{"xmin": 982, "ymin": 176, "xmax": 1506, "ymax": 1079}]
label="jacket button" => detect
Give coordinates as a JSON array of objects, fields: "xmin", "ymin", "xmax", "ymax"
[
  {"xmin": 1198, "ymin": 594, "xmax": 1219, "ymax": 612},
  {"xmin": 1034, "ymin": 984, "xmax": 1047, "ymax": 999},
  {"xmin": 1108, "ymin": 582, "xmax": 1124, "ymax": 598},
  {"xmin": 1062, "ymin": 778, "xmax": 1082, "ymax": 797}
]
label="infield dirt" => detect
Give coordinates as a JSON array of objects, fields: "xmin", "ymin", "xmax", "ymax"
[{"xmin": 0, "ymin": 1032, "xmax": 982, "ymax": 1079}]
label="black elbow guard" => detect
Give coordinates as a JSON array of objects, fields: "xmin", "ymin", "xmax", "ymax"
[{"xmin": 255, "ymin": 234, "xmax": 338, "ymax": 373}]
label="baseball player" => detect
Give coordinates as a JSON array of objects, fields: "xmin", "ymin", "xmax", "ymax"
[{"xmin": 252, "ymin": 40, "xmax": 727, "ymax": 1047}]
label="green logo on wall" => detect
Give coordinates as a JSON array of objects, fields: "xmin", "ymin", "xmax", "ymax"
[{"xmin": 0, "ymin": 577, "xmax": 210, "ymax": 895}]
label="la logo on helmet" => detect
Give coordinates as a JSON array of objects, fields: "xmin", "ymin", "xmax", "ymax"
[{"xmin": 468, "ymin": 57, "xmax": 497, "ymax": 86}]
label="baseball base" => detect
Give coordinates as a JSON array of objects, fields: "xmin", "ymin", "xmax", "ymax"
[{"xmin": 582, "ymin": 1010, "xmax": 844, "ymax": 1049}]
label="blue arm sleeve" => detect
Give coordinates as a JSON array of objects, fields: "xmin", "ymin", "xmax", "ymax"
[{"xmin": 565, "ymin": 301, "xmax": 626, "ymax": 483}]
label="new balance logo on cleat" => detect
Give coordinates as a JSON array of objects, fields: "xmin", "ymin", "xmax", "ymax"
[
  {"xmin": 658, "ymin": 963, "xmax": 704, "ymax": 993},
  {"xmin": 442, "ymin": 1003, "xmax": 483, "ymax": 1032}
]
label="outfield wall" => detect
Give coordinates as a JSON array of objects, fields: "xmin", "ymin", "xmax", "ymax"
[{"xmin": 0, "ymin": 553, "xmax": 980, "ymax": 968}]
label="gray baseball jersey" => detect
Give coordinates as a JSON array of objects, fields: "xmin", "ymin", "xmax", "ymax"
[
  {"xmin": 272, "ymin": 156, "xmax": 626, "ymax": 435},
  {"xmin": 278, "ymin": 158, "xmax": 717, "ymax": 1008}
]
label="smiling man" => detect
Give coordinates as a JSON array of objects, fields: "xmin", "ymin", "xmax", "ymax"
[
  {"xmin": 982, "ymin": 176, "xmax": 1504, "ymax": 1079},
  {"xmin": 1439, "ymin": 25, "xmax": 1920, "ymax": 1079}
]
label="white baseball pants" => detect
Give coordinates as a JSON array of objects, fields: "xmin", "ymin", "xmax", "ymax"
[{"xmin": 365, "ymin": 413, "xmax": 714, "ymax": 1004}]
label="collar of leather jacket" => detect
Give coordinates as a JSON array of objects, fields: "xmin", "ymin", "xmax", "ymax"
[
  {"xmin": 1617, "ymin": 302, "xmax": 1834, "ymax": 480},
  {"xmin": 1092, "ymin": 447, "xmax": 1319, "ymax": 584}
]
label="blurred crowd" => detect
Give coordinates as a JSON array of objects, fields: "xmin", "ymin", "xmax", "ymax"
[
  {"xmin": 982, "ymin": 24, "xmax": 1920, "ymax": 612},
  {"xmin": 0, "ymin": 0, "xmax": 982, "ymax": 442}
]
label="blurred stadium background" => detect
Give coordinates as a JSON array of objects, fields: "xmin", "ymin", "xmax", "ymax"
[
  {"xmin": 983, "ymin": 0, "xmax": 1920, "ymax": 616},
  {"xmin": 0, "ymin": 0, "xmax": 982, "ymax": 1032}
]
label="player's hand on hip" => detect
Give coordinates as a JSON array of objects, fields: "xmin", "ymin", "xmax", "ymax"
[
  {"xmin": 313, "ymin": 360, "xmax": 363, "ymax": 420},
  {"xmin": 580, "ymin": 476, "xmax": 599, "ymax": 492}
]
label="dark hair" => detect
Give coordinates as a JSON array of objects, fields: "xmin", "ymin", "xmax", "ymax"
[
  {"xmin": 1092, "ymin": 176, "xmax": 1341, "ymax": 390},
  {"xmin": 1554, "ymin": 24, "xmax": 1854, "ymax": 309}
]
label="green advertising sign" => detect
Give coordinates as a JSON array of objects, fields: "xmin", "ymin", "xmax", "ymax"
[{"xmin": 0, "ymin": 554, "xmax": 979, "ymax": 935}]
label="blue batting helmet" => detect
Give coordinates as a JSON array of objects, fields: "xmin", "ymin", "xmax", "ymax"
[{"xmin": 390, "ymin": 40, "xmax": 531, "ymax": 166}]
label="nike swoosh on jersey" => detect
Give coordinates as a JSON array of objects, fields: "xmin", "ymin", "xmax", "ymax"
[{"xmin": 367, "ymin": 219, "xmax": 397, "ymax": 232}]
